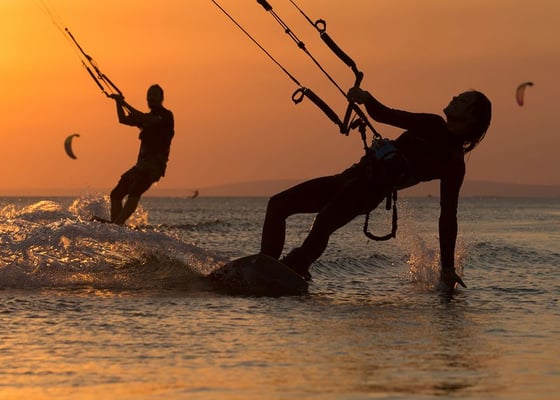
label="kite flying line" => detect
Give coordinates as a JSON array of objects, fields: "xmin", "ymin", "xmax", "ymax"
[{"xmin": 34, "ymin": 0, "xmax": 123, "ymax": 98}]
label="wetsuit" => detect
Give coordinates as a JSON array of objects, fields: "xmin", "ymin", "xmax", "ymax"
[
  {"xmin": 111, "ymin": 105, "xmax": 174, "ymax": 205},
  {"xmin": 260, "ymin": 95, "xmax": 465, "ymax": 278}
]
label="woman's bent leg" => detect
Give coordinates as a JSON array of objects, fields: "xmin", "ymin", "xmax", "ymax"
[
  {"xmin": 282, "ymin": 177, "xmax": 386, "ymax": 277},
  {"xmin": 260, "ymin": 176, "xmax": 343, "ymax": 259}
]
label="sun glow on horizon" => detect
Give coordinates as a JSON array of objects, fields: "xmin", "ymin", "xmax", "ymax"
[{"xmin": 0, "ymin": 0, "xmax": 559, "ymax": 194}]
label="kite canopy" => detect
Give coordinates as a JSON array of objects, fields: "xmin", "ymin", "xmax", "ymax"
[
  {"xmin": 64, "ymin": 133, "xmax": 80, "ymax": 159},
  {"xmin": 516, "ymin": 82, "xmax": 534, "ymax": 106}
]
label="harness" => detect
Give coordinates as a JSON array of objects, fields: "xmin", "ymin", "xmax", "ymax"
[{"xmin": 352, "ymin": 123, "xmax": 399, "ymax": 241}]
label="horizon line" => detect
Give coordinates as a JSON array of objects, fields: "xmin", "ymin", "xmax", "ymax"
[{"xmin": 0, "ymin": 178, "xmax": 558, "ymax": 198}]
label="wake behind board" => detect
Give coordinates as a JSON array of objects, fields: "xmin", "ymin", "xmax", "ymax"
[{"xmin": 208, "ymin": 253, "xmax": 308, "ymax": 296}]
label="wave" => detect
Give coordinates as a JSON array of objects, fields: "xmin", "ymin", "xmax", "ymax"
[
  {"xmin": 154, "ymin": 219, "xmax": 231, "ymax": 232},
  {"xmin": 0, "ymin": 196, "xmax": 227, "ymax": 290},
  {"xmin": 469, "ymin": 241, "xmax": 559, "ymax": 267}
]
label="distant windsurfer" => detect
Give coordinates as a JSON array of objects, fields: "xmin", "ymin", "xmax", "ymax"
[
  {"xmin": 260, "ymin": 88, "xmax": 492, "ymax": 292},
  {"xmin": 104, "ymin": 84, "xmax": 174, "ymax": 225}
]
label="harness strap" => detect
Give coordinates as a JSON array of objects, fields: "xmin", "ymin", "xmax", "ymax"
[
  {"xmin": 363, "ymin": 190, "xmax": 398, "ymax": 241},
  {"xmin": 358, "ymin": 126, "xmax": 399, "ymax": 241}
]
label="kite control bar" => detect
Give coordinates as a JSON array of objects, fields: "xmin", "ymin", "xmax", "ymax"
[
  {"xmin": 314, "ymin": 20, "xmax": 363, "ymax": 82},
  {"xmin": 257, "ymin": 0, "xmax": 381, "ymax": 139},
  {"xmin": 287, "ymin": 1, "xmax": 383, "ymax": 137},
  {"xmin": 212, "ymin": 0, "xmax": 381, "ymax": 140},
  {"xmin": 287, "ymin": 0, "xmax": 361, "ymax": 78},
  {"xmin": 292, "ymin": 87, "xmax": 343, "ymax": 127}
]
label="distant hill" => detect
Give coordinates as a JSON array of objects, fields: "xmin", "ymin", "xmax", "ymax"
[
  {"xmin": 197, "ymin": 179, "xmax": 302, "ymax": 197},
  {"xmin": 193, "ymin": 179, "xmax": 560, "ymax": 198},
  {"xmin": 402, "ymin": 180, "xmax": 560, "ymax": 197}
]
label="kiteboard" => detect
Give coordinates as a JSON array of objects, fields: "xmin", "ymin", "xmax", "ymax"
[{"xmin": 208, "ymin": 253, "xmax": 308, "ymax": 296}]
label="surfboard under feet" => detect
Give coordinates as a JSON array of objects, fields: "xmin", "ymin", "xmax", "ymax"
[{"xmin": 208, "ymin": 253, "xmax": 308, "ymax": 296}]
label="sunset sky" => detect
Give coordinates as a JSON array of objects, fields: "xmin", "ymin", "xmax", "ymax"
[{"xmin": 1, "ymin": 0, "xmax": 559, "ymax": 195}]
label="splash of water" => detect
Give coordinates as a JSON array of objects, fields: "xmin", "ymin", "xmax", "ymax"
[
  {"xmin": 0, "ymin": 196, "xmax": 226, "ymax": 290},
  {"xmin": 406, "ymin": 235, "xmax": 466, "ymax": 290},
  {"xmin": 68, "ymin": 195, "xmax": 149, "ymax": 226}
]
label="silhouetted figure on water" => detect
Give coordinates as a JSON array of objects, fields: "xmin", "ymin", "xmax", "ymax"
[
  {"xmin": 260, "ymin": 87, "xmax": 492, "ymax": 292},
  {"xmin": 105, "ymin": 84, "xmax": 174, "ymax": 225}
]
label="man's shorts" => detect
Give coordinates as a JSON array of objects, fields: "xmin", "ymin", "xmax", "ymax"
[{"xmin": 119, "ymin": 159, "xmax": 165, "ymax": 197}]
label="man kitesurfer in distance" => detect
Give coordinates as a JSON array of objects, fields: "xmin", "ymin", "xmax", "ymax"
[
  {"xmin": 97, "ymin": 84, "xmax": 174, "ymax": 225},
  {"xmin": 260, "ymin": 87, "xmax": 492, "ymax": 292}
]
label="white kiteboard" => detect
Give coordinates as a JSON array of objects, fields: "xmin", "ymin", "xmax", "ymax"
[{"xmin": 208, "ymin": 253, "xmax": 308, "ymax": 296}]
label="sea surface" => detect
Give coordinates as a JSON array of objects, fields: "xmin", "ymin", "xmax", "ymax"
[{"xmin": 0, "ymin": 195, "xmax": 558, "ymax": 400}]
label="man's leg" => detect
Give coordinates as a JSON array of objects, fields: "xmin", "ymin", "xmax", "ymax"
[
  {"xmin": 110, "ymin": 177, "xmax": 131, "ymax": 222},
  {"xmin": 113, "ymin": 171, "xmax": 155, "ymax": 225},
  {"xmin": 113, "ymin": 196, "xmax": 140, "ymax": 225}
]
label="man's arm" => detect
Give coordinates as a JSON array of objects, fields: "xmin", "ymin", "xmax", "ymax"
[{"xmin": 110, "ymin": 94, "xmax": 161, "ymax": 127}]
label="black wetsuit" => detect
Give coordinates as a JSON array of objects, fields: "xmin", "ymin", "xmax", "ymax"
[
  {"xmin": 112, "ymin": 105, "xmax": 174, "ymax": 198},
  {"xmin": 260, "ymin": 95, "xmax": 465, "ymax": 276}
]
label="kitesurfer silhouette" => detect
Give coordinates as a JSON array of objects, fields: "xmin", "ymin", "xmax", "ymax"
[
  {"xmin": 260, "ymin": 88, "xmax": 492, "ymax": 292},
  {"xmin": 102, "ymin": 84, "xmax": 174, "ymax": 225}
]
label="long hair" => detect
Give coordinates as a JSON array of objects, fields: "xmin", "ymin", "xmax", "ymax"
[{"xmin": 463, "ymin": 91, "xmax": 492, "ymax": 153}]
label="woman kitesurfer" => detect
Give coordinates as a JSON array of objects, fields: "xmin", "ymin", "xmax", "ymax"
[{"xmin": 260, "ymin": 87, "xmax": 492, "ymax": 292}]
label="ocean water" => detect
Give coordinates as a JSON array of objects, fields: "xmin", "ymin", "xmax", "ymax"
[{"xmin": 0, "ymin": 195, "xmax": 558, "ymax": 399}]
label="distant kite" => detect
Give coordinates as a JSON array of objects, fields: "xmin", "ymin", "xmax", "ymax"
[
  {"xmin": 64, "ymin": 133, "xmax": 80, "ymax": 159},
  {"xmin": 516, "ymin": 82, "xmax": 534, "ymax": 106}
]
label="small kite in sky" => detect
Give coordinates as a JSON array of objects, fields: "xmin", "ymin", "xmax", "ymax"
[
  {"xmin": 516, "ymin": 82, "xmax": 534, "ymax": 106},
  {"xmin": 64, "ymin": 133, "xmax": 80, "ymax": 159}
]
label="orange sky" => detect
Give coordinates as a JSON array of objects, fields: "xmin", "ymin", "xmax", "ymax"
[{"xmin": 1, "ymin": 0, "xmax": 559, "ymax": 195}]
